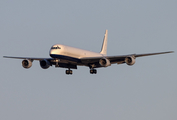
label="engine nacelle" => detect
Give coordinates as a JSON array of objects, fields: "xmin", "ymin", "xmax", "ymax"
[
  {"xmin": 40, "ymin": 59, "xmax": 50, "ymax": 69},
  {"xmin": 125, "ymin": 56, "xmax": 135, "ymax": 66},
  {"xmin": 99, "ymin": 58, "xmax": 111, "ymax": 67},
  {"xmin": 22, "ymin": 59, "xmax": 32, "ymax": 69}
]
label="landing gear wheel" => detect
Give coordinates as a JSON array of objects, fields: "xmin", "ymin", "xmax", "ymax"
[
  {"xmin": 69, "ymin": 70, "xmax": 72, "ymax": 74},
  {"xmin": 66, "ymin": 70, "xmax": 73, "ymax": 75},
  {"xmin": 66, "ymin": 70, "xmax": 69, "ymax": 75},
  {"xmin": 93, "ymin": 69, "xmax": 97, "ymax": 74},
  {"xmin": 90, "ymin": 69, "xmax": 97, "ymax": 74},
  {"xmin": 90, "ymin": 69, "xmax": 93, "ymax": 74}
]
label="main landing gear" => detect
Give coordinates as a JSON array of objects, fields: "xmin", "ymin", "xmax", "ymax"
[
  {"xmin": 66, "ymin": 69, "xmax": 72, "ymax": 75},
  {"xmin": 90, "ymin": 69, "xmax": 97, "ymax": 74},
  {"xmin": 65, "ymin": 68, "xmax": 97, "ymax": 75}
]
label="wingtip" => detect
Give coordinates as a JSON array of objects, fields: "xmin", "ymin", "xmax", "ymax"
[
  {"xmin": 169, "ymin": 51, "xmax": 174, "ymax": 53},
  {"xmin": 3, "ymin": 56, "xmax": 12, "ymax": 58},
  {"xmin": 105, "ymin": 29, "xmax": 108, "ymax": 34}
]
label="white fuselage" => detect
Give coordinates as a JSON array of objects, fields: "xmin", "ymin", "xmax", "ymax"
[{"xmin": 50, "ymin": 44, "xmax": 104, "ymax": 59}]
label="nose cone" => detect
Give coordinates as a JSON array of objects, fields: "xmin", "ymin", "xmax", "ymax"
[
  {"xmin": 50, "ymin": 49, "xmax": 54, "ymax": 54},
  {"xmin": 49, "ymin": 49, "xmax": 56, "ymax": 58},
  {"xmin": 49, "ymin": 44, "xmax": 62, "ymax": 58}
]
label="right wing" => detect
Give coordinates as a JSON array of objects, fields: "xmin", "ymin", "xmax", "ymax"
[
  {"xmin": 3, "ymin": 56, "xmax": 78, "ymax": 69},
  {"xmin": 3, "ymin": 56, "xmax": 53, "ymax": 60}
]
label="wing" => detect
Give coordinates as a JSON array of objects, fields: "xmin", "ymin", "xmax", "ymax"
[
  {"xmin": 80, "ymin": 51, "xmax": 174, "ymax": 66},
  {"xmin": 3, "ymin": 56, "xmax": 78, "ymax": 69},
  {"xmin": 109, "ymin": 51, "xmax": 174, "ymax": 64},
  {"xmin": 3, "ymin": 51, "xmax": 174, "ymax": 68},
  {"xmin": 3, "ymin": 56, "xmax": 53, "ymax": 61}
]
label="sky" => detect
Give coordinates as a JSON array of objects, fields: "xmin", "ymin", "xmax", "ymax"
[{"xmin": 0, "ymin": 0, "xmax": 176, "ymax": 120}]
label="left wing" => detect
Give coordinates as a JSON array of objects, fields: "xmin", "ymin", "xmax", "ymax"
[
  {"xmin": 80, "ymin": 51, "xmax": 174, "ymax": 65},
  {"xmin": 109, "ymin": 51, "xmax": 174, "ymax": 64}
]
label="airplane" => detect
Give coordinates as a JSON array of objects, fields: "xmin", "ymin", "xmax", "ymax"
[{"xmin": 3, "ymin": 30, "xmax": 174, "ymax": 75}]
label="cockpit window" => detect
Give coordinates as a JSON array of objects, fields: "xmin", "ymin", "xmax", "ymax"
[{"xmin": 51, "ymin": 46, "xmax": 61, "ymax": 49}]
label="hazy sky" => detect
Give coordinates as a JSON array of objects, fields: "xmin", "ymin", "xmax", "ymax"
[{"xmin": 0, "ymin": 1, "xmax": 176, "ymax": 120}]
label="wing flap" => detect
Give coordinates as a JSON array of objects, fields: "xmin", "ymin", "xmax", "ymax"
[{"xmin": 80, "ymin": 55, "xmax": 128, "ymax": 64}]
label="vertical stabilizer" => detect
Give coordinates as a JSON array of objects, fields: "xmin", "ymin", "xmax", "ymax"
[{"xmin": 100, "ymin": 30, "xmax": 108, "ymax": 55}]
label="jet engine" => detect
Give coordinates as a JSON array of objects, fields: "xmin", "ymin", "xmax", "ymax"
[
  {"xmin": 125, "ymin": 56, "xmax": 135, "ymax": 66},
  {"xmin": 40, "ymin": 59, "xmax": 50, "ymax": 69},
  {"xmin": 22, "ymin": 59, "xmax": 32, "ymax": 68},
  {"xmin": 99, "ymin": 58, "xmax": 111, "ymax": 67}
]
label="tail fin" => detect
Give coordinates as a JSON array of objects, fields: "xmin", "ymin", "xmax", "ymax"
[{"xmin": 100, "ymin": 30, "xmax": 108, "ymax": 55}]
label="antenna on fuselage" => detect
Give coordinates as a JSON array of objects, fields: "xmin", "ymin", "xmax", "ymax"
[{"xmin": 100, "ymin": 30, "xmax": 108, "ymax": 55}]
